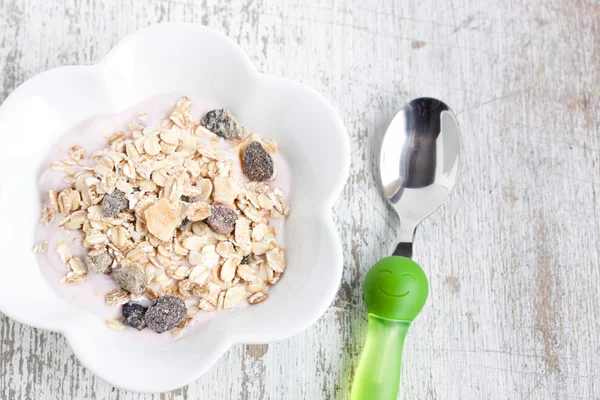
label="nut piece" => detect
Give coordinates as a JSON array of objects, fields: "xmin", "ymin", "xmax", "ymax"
[
  {"xmin": 200, "ymin": 109, "xmax": 247, "ymax": 139},
  {"xmin": 144, "ymin": 295, "xmax": 187, "ymax": 333},
  {"xmin": 114, "ymin": 265, "xmax": 146, "ymax": 295},
  {"xmin": 86, "ymin": 248, "xmax": 113, "ymax": 274},
  {"xmin": 102, "ymin": 190, "xmax": 129, "ymax": 218},
  {"xmin": 122, "ymin": 302, "xmax": 148, "ymax": 330},
  {"xmin": 144, "ymin": 198, "xmax": 179, "ymax": 241},
  {"xmin": 243, "ymin": 141, "xmax": 274, "ymax": 181},
  {"xmin": 206, "ymin": 204, "xmax": 238, "ymax": 235}
]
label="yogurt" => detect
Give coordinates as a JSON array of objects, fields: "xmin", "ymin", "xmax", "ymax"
[{"xmin": 34, "ymin": 94, "xmax": 292, "ymax": 340}]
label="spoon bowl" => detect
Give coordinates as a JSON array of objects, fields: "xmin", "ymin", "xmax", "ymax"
[{"xmin": 380, "ymin": 97, "xmax": 461, "ymax": 256}]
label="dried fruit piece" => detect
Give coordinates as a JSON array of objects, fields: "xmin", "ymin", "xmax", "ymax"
[
  {"xmin": 243, "ymin": 141, "xmax": 274, "ymax": 181},
  {"xmin": 206, "ymin": 204, "xmax": 238, "ymax": 235},
  {"xmin": 144, "ymin": 198, "xmax": 179, "ymax": 241},
  {"xmin": 122, "ymin": 302, "xmax": 148, "ymax": 330},
  {"xmin": 200, "ymin": 109, "xmax": 247, "ymax": 139},
  {"xmin": 144, "ymin": 295, "xmax": 187, "ymax": 333},
  {"xmin": 114, "ymin": 265, "xmax": 146, "ymax": 295},
  {"xmin": 86, "ymin": 248, "xmax": 113, "ymax": 274},
  {"xmin": 102, "ymin": 189, "xmax": 129, "ymax": 218}
]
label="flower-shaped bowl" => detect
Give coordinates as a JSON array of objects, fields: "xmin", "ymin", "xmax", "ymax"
[{"xmin": 0, "ymin": 23, "xmax": 349, "ymax": 393}]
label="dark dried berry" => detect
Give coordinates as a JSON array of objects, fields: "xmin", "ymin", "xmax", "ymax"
[
  {"xmin": 114, "ymin": 265, "xmax": 146, "ymax": 295},
  {"xmin": 85, "ymin": 248, "xmax": 113, "ymax": 274},
  {"xmin": 122, "ymin": 302, "xmax": 147, "ymax": 330},
  {"xmin": 181, "ymin": 195, "xmax": 201, "ymax": 203},
  {"xmin": 102, "ymin": 190, "xmax": 129, "ymax": 218},
  {"xmin": 242, "ymin": 141, "xmax": 274, "ymax": 181},
  {"xmin": 206, "ymin": 204, "xmax": 238, "ymax": 235},
  {"xmin": 177, "ymin": 217, "xmax": 192, "ymax": 231},
  {"xmin": 241, "ymin": 255, "xmax": 250, "ymax": 265},
  {"xmin": 144, "ymin": 295, "xmax": 187, "ymax": 333},
  {"xmin": 200, "ymin": 109, "xmax": 247, "ymax": 139}
]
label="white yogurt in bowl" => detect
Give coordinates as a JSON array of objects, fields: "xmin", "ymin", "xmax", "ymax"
[{"xmin": 34, "ymin": 93, "xmax": 292, "ymax": 340}]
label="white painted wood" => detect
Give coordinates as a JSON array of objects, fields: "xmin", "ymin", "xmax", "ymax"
[{"xmin": 1, "ymin": 0, "xmax": 599, "ymax": 398}]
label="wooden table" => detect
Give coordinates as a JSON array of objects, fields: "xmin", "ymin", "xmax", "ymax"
[{"xmin": 1, "ymin": 1, "xmax": 598, "ymax": 399}]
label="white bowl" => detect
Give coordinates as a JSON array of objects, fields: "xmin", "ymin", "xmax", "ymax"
[{"xmin": 0, "ymin": 23, "xmax": 349, "ymax": 393}]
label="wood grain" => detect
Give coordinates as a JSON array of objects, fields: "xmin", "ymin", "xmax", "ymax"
[{"xmin": 1, "ymin": 0, "xmax": 599, "ymax": 398}]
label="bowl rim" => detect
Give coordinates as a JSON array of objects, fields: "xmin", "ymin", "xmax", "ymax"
[{"xmin": 0, "ymin": 22, "xmax": 351, "ymax": 393}]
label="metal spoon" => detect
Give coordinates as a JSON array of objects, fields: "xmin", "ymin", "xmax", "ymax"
[
  {"xmin": 380, "ymin": 97, "xmax": 462, "ymax": 258},
  {"xmin": 350, "ymin": 97, "xmax": 461, "ymax": 400}
]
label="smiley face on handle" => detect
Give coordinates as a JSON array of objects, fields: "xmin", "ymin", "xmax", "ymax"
[{"xmin": 363, "ymin": 257, "xmax": 429, "ymax": 321}]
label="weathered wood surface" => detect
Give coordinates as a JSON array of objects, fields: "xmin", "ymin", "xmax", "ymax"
[{"xmin": 1, "ymin": 0, "xmax": 599, "ymax": 399}]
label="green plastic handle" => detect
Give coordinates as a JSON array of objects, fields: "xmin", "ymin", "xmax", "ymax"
[{"xmin": 351, "ymin": 256, "xmax": 429, "ymax": 400}]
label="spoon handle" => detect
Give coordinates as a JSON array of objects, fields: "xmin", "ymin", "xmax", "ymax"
[{"xmin": 351, "ymin": 315, "xmax": 410, "ymax": 400}]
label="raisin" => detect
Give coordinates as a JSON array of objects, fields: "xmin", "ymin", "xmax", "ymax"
[
  {"xmin": 206, "ymin": 204, "xmax": 238, "ymax": 235},
  {"xmin": 144, "ymin": 295, "xmax": 187, "ymax": 333},
  {"xmin": 200, "ymin": 109, "xmax": 247, "ymax": 139},
  {"xmin": 242, "ymin": 141, "xmax": 274, "ymax": 181},
  {"xmin": 122, "ymin": 302, "xmax": 147, "ymax": 330}
]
